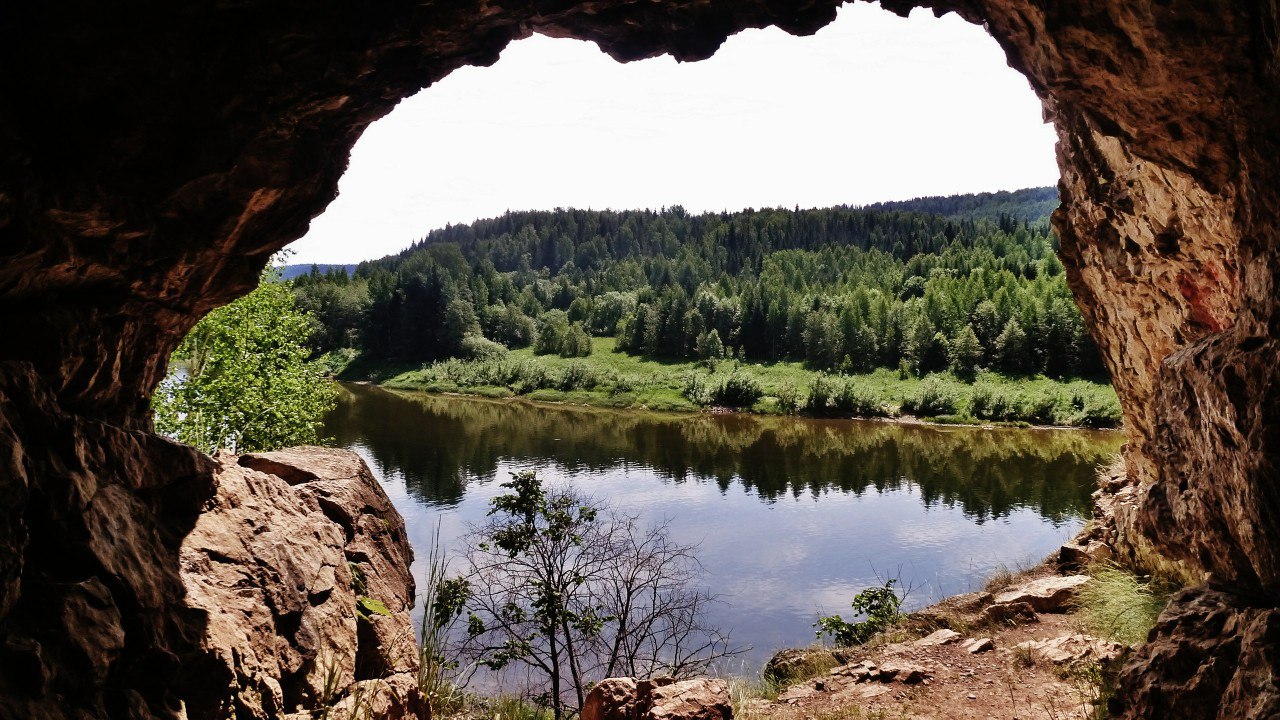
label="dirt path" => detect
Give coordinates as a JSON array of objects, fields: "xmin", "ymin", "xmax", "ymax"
[{"xmin": 746, "ymin": 567, "xmax": 1122, "ymax": 720}]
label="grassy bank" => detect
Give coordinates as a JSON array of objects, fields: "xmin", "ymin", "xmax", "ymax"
[{"xmin": 328, "ymin": 337, "xmax": 1121, "ymax": 428}]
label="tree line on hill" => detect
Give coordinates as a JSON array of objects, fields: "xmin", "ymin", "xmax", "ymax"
[{"xmin": 292, "ymin": 188, "xmax": 1107, "ymax": 381}]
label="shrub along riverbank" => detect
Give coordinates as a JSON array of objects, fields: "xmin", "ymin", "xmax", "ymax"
[{"xmin": 326, "ymin": 337, "xmax": 1121, "ymax": 428}]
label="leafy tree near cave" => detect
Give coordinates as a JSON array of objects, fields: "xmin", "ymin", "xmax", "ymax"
[{"xmin": 153, "ymin": 270, "xmax": 336, "ymax": 454}]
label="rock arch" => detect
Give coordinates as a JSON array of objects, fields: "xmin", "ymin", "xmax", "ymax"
[{"xmin": 1, "ymin": 0, "xmax": 1276, "ymax": 717}]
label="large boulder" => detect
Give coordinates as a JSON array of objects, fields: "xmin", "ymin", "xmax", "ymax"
[
  {"xmin": 582, "ymin": 677, "xmax": 638, "ymax": 720},
  {"xmin": 240, "ymin": 447, "xmax": 417, "ymax": 680},
  {"xmin": 978, "ymin": 601, "xmax": 1040, "ymax": 626},
  {"xmin": 179, "ymin": 447, "xmax": 418, "ymax": 720},
  {"xmin": 638, "ymin": 678, "xmax": 732, "ymax": 720},
  {"xmin": 763, "ymin": 647, "xmax": 842, "ymax": 684}
]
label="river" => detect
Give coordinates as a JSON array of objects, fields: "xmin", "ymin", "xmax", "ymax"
[{"xmin": 324, "ymin": 382, "xmax": 1123, "ymax": 672}]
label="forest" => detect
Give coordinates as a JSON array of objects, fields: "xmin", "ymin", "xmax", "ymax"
[{"xmin": 291, "ymin": 187, "xmax": 1120, "ymax": 426}]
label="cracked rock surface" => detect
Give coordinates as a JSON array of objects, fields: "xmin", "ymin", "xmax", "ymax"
[{"xmin": 181, "ymin": 447, "xmax": 418, "ymax": 720}]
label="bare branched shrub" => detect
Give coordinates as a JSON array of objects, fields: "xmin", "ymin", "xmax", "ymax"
[{"xmin": 449, "ymin": 471, "xmax": 740, "ymax": 719}]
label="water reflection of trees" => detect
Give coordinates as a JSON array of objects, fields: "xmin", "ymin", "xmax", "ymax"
[{"xmin": 326, "ymin": 384, "xmax": 1123, "ymax": 522}]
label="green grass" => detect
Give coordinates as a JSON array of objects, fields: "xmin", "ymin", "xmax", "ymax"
[
  {"xmin": 761, "ymin": 646, "xmax": 843, "ymax": 686},
  {"xmin": 366, "ymin": 337, "xmax": 1121, "ymax": 429},
  {"xmin": 1076, "ymin": 563, "xmax": 1176, "ymax": 647},
  {"xmin": 726, "ymin": 674, "xmax": 781, "ymax": 720},
  {"xmin": 1066, "ymin": 562, "xmax": 1178, "ymax": 720},
  {"xmin": 480, "ymin": 695, "xmax": 554, "ymax": 720}
]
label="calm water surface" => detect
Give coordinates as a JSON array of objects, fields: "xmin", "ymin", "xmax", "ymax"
[{"xmin": 325, "ymin": 382, "xmax": 1123, "ymax": 670}]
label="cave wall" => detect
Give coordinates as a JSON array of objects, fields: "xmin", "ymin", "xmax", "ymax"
[{"xmin": 1, "ymin": 0, "xmax": 1277, "ymax": 717}]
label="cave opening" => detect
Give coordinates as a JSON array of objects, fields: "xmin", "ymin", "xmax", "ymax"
[
  {"xmin": 2, "ymin": 1, "xmax": 1278, "ymax": 718},
  {"xmin": 274, "ymin": 2, "xmax": 1113, "ymax": 705}
]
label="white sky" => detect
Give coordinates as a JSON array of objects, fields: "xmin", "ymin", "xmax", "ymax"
[{"xmin": 288, "ymin": 3, "xmax": 1058, "ymax": 265}]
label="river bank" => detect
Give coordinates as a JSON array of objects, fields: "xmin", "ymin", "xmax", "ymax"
[
  {"xmin": 718, "ymin": 460, "xmax": 1180, "ymax": 720},
  {"xmin": 326, "ymin": 337, "xmax": 1122, "ymax": 429},
  {"xmin": 737, "ymin": 561, "xmax": 1149, "ymax": 720}
]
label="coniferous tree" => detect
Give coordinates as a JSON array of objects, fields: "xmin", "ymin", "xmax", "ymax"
[
  {"xmin": 696, "ymin": 329, "xmax": 726, "ymax": 360},
  {"xmin": 948, "ymin": 324, "xmax": 984, "ymax": 380},
  {"xmin": 995, "ymin": 319, "xmax": 1032, "ymax": 374}
]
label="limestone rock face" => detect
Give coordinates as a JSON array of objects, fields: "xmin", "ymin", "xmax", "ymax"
[
  {"xmin": 2, "ymin": 0, "xmax": 1280, "ymax": 717},
  {"xmin": 181, "ymin": 448, "xmax": 417, "ymax": 720},
  {"xmin": 0, "ymin": 363, "xmax": 215, "ymax": 720}
]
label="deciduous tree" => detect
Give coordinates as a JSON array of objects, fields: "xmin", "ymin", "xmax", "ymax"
[{"xmin": 153, "ymin": 271, "xmax": 336, "ymax": 454}]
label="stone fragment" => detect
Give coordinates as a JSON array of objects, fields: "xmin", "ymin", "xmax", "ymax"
[
  {"xmin": 776, "ymin": 684, "xmax": 817, "ymax": 704},
  {"xmin": 876, "ymin": 661, "xmax": 932, "ymax": 684},
  {"xmin": 979, "ymin": 601, "xmax": 1040, "ymax": 626},
  {"xmin": 913, "ymin": 629, "xmax": 961, "ymax": 647},
  {"xmin": 1058, "ymin": 539, "xmax": 1114, "ymax": 570},
  {"xmin": 858, "ymin": 686, "xmax": 889, "ymax": 700},
  {"xmin": 330, "ymin": 674, "xmax": 425, "ymax": 720},
  {"xmin": 962, "ymin": 638, "xmax": 994, "ymax": 654},
  {"xmin": 1015, "ymin": 634, "xmax": 1125, "ymax": 665},
  {"xmin": 831, "ymin": 661, "xmax": 879, "ymax": 682},
  {"xmin": 993, "ymin": 575, "xmax": 1091, "ymax": 613},
  {"xmin": 948, "ymin": 591, "xmax": 995, "ymax": 613}
]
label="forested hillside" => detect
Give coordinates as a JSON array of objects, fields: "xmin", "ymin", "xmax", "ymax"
[
  {"xmin": 293, "ymin": 188, "xmax": 1104, "ymax": 381},
  {"xmin": 865, "ymin": 186, "xmax": 1058, "ymax": 223},
  {"xmin": 279, "ymin": 263, "xmax": 357, "ymax": 281}
]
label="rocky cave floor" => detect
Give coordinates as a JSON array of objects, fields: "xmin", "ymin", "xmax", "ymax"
[{"xmin": 745, "ymin": 563, "xmax": 1122, "ymax": 720}]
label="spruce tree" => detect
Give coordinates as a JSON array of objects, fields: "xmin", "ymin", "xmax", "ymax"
[{"xmin": 948, "ymin": 324, "xmax": 985, "ymax": 379}]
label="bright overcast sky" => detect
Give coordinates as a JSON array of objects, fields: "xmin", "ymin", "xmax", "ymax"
[{"xmin": 289, "ymin": 3, "xmax": 1058, "ymax": 265}]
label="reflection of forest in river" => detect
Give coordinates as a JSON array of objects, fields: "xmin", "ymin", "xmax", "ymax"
[{"xmin": 327, "ymin": 383, "xmax": 1122, "ymax": 523}]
